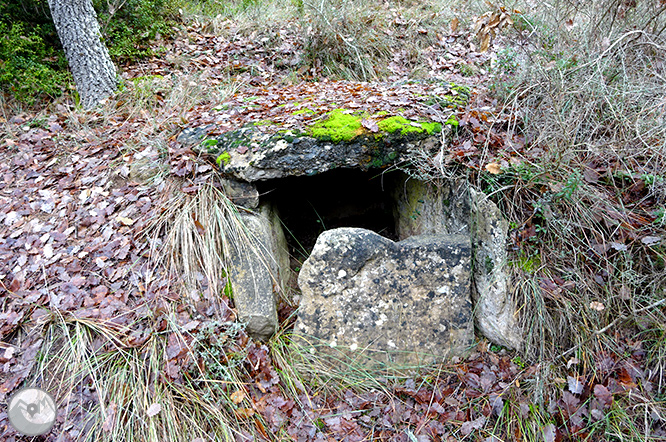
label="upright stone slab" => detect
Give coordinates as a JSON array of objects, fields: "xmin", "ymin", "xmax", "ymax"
[
  {"xmin": 295, "ymin": 228, "xmax": 473, "ymax": 367},
  {"xmin": 393, "ymin": 176, "xmax": 470, "ymax": 238},
  {"xmin": 228, "ymin": 203, "xmax": 290, "ymax": 341},
  {"xmin": 470, "ymin": 189, "xmax": 522, "ymax": 350},
  {"xmin": 393, "ymin": 176, "xmax": 522, "ymax": 350}
]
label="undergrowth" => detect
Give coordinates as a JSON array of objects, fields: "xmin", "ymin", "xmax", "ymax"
[
  {"xmin": 93, "ymin": 0, "xmax": 184, "ymax": 62},
  {"xmin": 0, "ymin": 0, "xmax": 184, "ymax": 108},
  {"xmin": 461, "ymin": 0, "xmax": 666, "ymax": 437},
  {"xmin": 0, "ymin": 21, "xmax": 70, "ymax": 105},
  {"xmin": 37, "ymin": 313, "xmax": 242, "ymax": 441},
  {"xmin": 300, "ymin": 0, "xmax": 465, "ymax": 80}
]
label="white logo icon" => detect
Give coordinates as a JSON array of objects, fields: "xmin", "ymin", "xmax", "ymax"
[{"xmin": 7, "ymin": 387, "xmax": 57, "ymax": 436}]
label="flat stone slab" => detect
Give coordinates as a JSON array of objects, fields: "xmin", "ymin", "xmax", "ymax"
[
  {"xmin": 182, "ymin": 121, "xmax": 446, "ymax": 182},
  {"xmin": 294, "ymin": 227, "xmax": 473, "ymax": 367}
]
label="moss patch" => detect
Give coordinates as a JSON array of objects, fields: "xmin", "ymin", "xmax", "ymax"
[
  {"xmin": 307, "ymin": 109, "xmax": 444, "ymax": 143},
  {"xmin": 377, "ymin": 116, "xmax": 442, "ymax": 135},
  {"xmin": 310, "ymin": 109, "xmax": 363, "ymax": 142},
  {"xmin": 511, "ymin": 255, "xmax": 541, "ymax": 273},
  {"xmin": 293, "ymin": 108, "xmax": 315, "ymax": 115},
  {"xmin": 425, "ymin": 83, "xmax": 472, "ymax": 109},
  {"xmin": 445, "ymin": 115, "xmax": 459, "ymax": 127},
  {"xmin": 202, "ymin": 138, "xmax": 218, "ymax": 149},
  {"xmin": 216, "ymin": 152, "xmax": 231, "ymax": 166}
]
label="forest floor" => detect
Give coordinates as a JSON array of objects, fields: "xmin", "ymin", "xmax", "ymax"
[{"xmin": 1, "ymin": 4, "xmax": 665, "ymax": 442}]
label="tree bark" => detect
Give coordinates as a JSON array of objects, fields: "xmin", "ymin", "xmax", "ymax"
[{"xmin": 47, "ymin": 0, "xmax": 117, "ymax": 109}]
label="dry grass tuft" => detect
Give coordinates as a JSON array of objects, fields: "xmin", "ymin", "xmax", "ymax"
[
  {"xmin": 146, "ymin": 181, "xmax": 246, "ymax": 297},
  {"xmin": 300, "ymin": 0, "xmax": 466, "ymax": 80},
  {"xmin": 36, "ymin": 313, "xmax": 244, "ymax": 442}
]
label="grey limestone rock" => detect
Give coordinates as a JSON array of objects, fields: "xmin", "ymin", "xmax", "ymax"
[
  {"xmin": 470, "ymin": 189, "xmax": 522, "ymax": 350},
  {"xmin": 228, "ymin": 203, "xmax": 290, "ymax": 340},
  {"xmin": 393, "ymin": 176, "xmax": 470, "ymax": 238},
  {"xmin": 393, "ymin": 176, "xmax": 522, "ymax": 350},
  {"xmin": 220, "ymin": 178, "xmax": 260, "ymax": 209},
  {"xmin": 294, "ymin": 227, "xmax": 474, "ymax": 367},
  {"xmin": 192, "ymin": 125, "xmax": 443, "ymax": 182}
]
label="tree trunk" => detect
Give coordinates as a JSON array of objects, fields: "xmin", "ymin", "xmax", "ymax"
[{"xmin": 47, "ymin": 0, "xmax": 117, "ymax": 109}]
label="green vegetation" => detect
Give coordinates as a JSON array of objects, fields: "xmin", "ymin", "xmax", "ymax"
[
  {"xmin": 310, "ymin": 108, "xmax": 363, "ymax": 142},
  {"xmin": 377, "ymin": 115, "xmax": 442, "ymax": 135},
  {"xmin": 93, "ymin": 0, "xmax": 183, "ymax": 61},
  {"xmin": 425, "ymin": 83, "xmax": 472, "ymax": 109},
  {"xmin": 0, "ymin": 0, "xmax": 182, "ymax": 105},
  {"xmin": 202, "ymin": 138, "xmax": 219, "ymax": 148},
  {"xmin": 216, "ymin": 151, "xmax": 231, "ymax": 166},
  {"xmin": 310, "ymin": 109, "xmax": 444, "ymax": 142},
  {"xmin": 0, "ymin": 22, "xmax": 70, "ymax": 104}
]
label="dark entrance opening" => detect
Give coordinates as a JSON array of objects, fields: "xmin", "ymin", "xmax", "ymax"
[{"xmin": 257, "ymin": 168, "xmax": 401, "ymax": 264}]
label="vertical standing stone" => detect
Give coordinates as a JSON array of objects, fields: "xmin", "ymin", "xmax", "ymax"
[
  {"xmin": 393, "ymin": 175, "xmax": 522, "ymax": 350},
  {"xmin": 470, "ymin": 189, "xmax": 522, "ymax": 350},
  {"xmin": 393, "ymin": 176, "xmax": 470, "ymax": 238},
  {"xmin": 228, "ymin": 203, "xmax": 289, "ymax": 340}
]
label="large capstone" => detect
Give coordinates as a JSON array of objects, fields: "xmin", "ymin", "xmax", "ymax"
[
  {"xmin": 294, "ymin": 227, "xmax": 474, "ymax": 367},
  {"xmin": 186, "ymin": 125, "xmax": 444, "ymax": 182}
]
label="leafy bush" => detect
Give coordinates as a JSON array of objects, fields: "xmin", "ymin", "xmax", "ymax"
[
  {"xmin": 93, "ymin": 0, "xmax": 184, "ymax": 62},
  {"xmin": 0, "ymin": 0, "xmax": 184, "ymax": 105},
  {"xmin": 0, "ymin": 21, "xmax": 70, "ymax": 104}
]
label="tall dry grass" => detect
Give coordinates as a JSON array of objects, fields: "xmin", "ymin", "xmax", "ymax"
[{"xmin": 461, "ymin": 3, "xmax": 666, "ymax": 434}]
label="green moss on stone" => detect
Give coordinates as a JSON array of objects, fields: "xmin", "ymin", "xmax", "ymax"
[
  {"xmin": 445, "ymin": 115, "xmax": 459, "ymax": 127},
  {"xmin": 307, "ymin": 109, "xmax": 443, "ymax": 143},
  {"xmin": 311, "ymin": 109, "xmax": 363, "ymax": 142},
  {"xmin": 512, "ymin": 255, "xmax": 541, "ymax": 273},
  {"xmin": 216, "ymin": 152, "xmax": 231, "ymax": 166},
  {"xmin": 421, "ymin": 121, "xmax": 443, "ymax": 133},
  {"xmin": 293, "ymin": 108, "xmax": 315, "ymax": 115},
  {"xmin": 202, "ymin": 138, "xmax": 219, "ymax": 148},
  {"xmin": 377, "ymin": 116, "xmax": 442, "ymax": 135}
]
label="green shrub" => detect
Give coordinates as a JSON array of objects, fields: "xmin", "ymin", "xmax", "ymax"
[
  {"xmin": 0, "ymin": 22, "xmax": 71, "ymax": 104},
  {"xmin": 0, "ymin": 0, "xmax": 183, "ymax": 104},
  {"xmin": 94, "ymin": 0, "xmax": 184, "ymax": 62}
]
